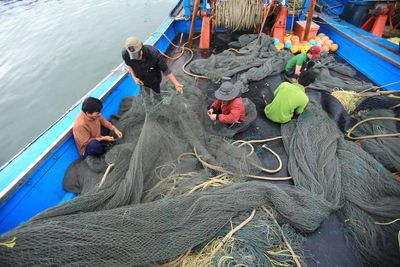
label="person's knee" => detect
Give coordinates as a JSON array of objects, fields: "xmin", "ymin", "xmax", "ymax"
[{"xmin": 84, "ymin": 140, "xmax": 105, "ymax": 157}]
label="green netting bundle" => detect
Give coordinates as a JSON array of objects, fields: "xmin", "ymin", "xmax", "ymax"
[
  {"xmin": 188, "ymin": 34, "xmax": 292, "ymax": 93},
  {"xmin": 282, "ymin": 101, "xmax": 400, "ymax": 265},
  {"xmin": 308, "ymin": 56, "xmax": 374, "ymax": 92},
  {"xmin": 350, "ymin": 109, "xmax": 400, "ymax": 172}
]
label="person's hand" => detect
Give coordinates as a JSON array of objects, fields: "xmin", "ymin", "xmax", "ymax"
[
  {"xmin": 209, "ymin": 114, "xmax": 217, "ymax": 121},
  {"xmin": 174, "ymin": 82, "xmax": 184, "ymax": 94},
  {"xmin": 113, "ymin": 128, "xmax": 123, "ymax": 138},
  {"xmin": 134, "ymin": 77, "xmax": 144, "ymax": 86},
  {"xmin": 101, "ymin": 136, "xmax": 115, "ymax": 142},
  {"xmin": 207, "ymin": 108, "xmax": 214, "ymax": 116}
]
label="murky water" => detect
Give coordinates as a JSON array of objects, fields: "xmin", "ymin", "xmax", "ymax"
[{"xmin": 0, "ymin": 0, "xmax": 176, "ymax": 166}]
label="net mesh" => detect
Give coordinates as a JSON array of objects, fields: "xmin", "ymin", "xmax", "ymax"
[
  {"xmin": 0, "ymin": 33, "xmax": 399, "ymax": 266},
  {"xmin": 282, "ymin": 101, "xmax": 400, "ymax": 266}
]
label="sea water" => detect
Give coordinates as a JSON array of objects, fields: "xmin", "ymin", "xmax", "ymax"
[{"xmin": 0, "ymin": 0, "xmax": 176, "ymax": 166}]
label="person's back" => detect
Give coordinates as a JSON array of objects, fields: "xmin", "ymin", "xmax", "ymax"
[
  {"xmin": 264, "ymin": 70, "xmax": 316, "ymax": 123},
  {"xmin": 264, "ymin": 82, "xmax": 308, "ymax": 123},
  {"xmin": 284, "ymin": 46, "xmax": 320, "ymax": 78}
]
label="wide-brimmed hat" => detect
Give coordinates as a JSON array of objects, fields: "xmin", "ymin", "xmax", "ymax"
[
  {"xmin": 125, "ymin": 37, "xmax": 143, "ymax": 60},
  {"xmin": 309, "ymin": 46, "xmax": 321, "ymax": 59},
  {"xmin": 215, "ymin": 81, "xmax": 240, "ymax": 101}
]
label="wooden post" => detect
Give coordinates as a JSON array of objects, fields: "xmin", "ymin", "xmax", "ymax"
[
  {"xmin": 303, "ymin": 0, "xmax": 316, "ymax": 41},
  {"xmin": 188, "ymin": 0, "xmax": 201, "ymax": 48}
]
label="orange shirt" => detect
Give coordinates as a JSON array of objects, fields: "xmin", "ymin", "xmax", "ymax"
[{"xmin": 73, "ymin": 111, "xmax": 115, "ymax": 156}]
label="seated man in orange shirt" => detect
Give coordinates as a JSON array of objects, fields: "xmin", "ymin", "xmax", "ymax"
[
  {"xmin": 73, "ymin": 97, "xmax": 123, "ymax": 157},
  {"xmin": 208, "ymin": 81, "xmax": 246, "ymax": 127}
]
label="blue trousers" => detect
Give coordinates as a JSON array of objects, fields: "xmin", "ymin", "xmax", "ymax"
[{"xmin": 84, "ymin": 140, "xmax": 105, "ymax": 157}]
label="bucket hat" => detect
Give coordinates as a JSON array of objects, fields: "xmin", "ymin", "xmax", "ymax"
[{"xmin": 214, "ymin": 81, "xmax": 240, "ymax": 101}]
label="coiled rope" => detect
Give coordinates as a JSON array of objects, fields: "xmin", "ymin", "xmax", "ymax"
[
  {"xmin": 347, "ymin": 117, "xmax": 400, "ymax": 140},
  {"xmin": 215, "ymin": 0, "xmax": 264, "ymax": 31}
]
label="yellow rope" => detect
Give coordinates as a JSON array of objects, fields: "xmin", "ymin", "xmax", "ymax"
[
  {"xmin": 346, "ymin": 117, "xmax": 400, "ymax": 140},
  {"xmin": 359, "ymin": 81, "xmax": 400, "ymax": 93},
  {"xmin": 261, "ymin": 206, "xmax": 302, "ymax": 267},
  {"xmin": 198, "ymin": 209, "xmax": 256, "ymax": 267},
  {"xmin": 0, "ymin": 237, "xmax": 16, "ymax": 248},
  {"xmin": 193, "ymin": 146, "xmax": 292, "ymax": 181},
  {"xmin": 98, "ymin": 164, "xmax": 115, "ymax": 189},
  {"xmin": 232, "ymin": 136, "xmax": 284, "ymax": 173},
  {"xmin": 375, "ymin": 218, "xmax": 400, "ymax": 225},
  {"xmin": 149, "ymin": 31, "xmax": 208, "ymax": 79}
]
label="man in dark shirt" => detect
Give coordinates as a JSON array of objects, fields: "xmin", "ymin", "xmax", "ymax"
[{"xmin": 122, "ymin": 37, "xmax": 184, "ymax": 95}]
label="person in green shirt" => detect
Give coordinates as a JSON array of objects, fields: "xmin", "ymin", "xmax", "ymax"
[
  {"xmin": 284, "ymin": 46, "xmax": 320, "ymax": 80},
  {"xmin": 264, "ymin": 70, "xmax": 316, "ymax": 123}
]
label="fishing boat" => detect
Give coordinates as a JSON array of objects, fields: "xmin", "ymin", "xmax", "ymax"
[
  {"xmin": 310, "ymin": 0, "xmax": 400, "ymax": 90},
  {"xmin": 0, "ymin": 0, "xmax": 399, "ymax": 266}
]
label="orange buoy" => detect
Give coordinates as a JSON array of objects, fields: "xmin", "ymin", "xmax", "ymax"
[
  {"xmin": 322, "ymin": 45, "xmax": 330, "ymax": 52},
  {"xmin": 330, "ymin": 43, "xmax": 339, "ymax": 52},
  {"xmin": 324, "ymin": 40, "xmax": 333, "ymax": 46},
  {"xmin": 291, "ymin": 35, "xmax": 300, "ymax": 41}
]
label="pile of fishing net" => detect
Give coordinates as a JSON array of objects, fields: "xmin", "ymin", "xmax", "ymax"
[
  {"xmin": 307, "ymin": 56, "xmax": 374, "ymax": 92},
  {"xmin": 188, "ymin": 33, "xmax": 292, "ymax": 93},
  {"xmin": 282, "ymin": 102, "xmax": 400, "ymax": 266},
  {"xmin": 1, "ymin": 34, "xmax": 399, "ymax": 266},
  {"xmin": 0, "ymin": 75, "xmax": 335, "ymax": 266},
  {"xmin": 349, "ymin": 109, "xmax": 400, "ymax": 173}
]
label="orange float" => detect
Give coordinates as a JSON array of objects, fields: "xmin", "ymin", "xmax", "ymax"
[
  {"xmin": 322, "ymin": 45, "xmax": 330, "ymax": 52},
  {"xmin": 324, "ymin": 40, "xmax": 333, "ymax": 46},
  {"xmin": 330, "ymin": 43, "xmax": 339, "ymax": 52}
]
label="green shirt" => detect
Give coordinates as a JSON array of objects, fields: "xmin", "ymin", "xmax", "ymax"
[
  {"xmin": 264, "ymin": 82, "xmax": 309, "ymax": 123},
  {"xmin": 285, "ymin": 52, "xmax": 308, "ymax": 72}
]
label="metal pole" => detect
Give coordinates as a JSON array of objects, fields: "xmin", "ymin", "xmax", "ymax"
[
  {"xmin": 188, "ymin": 0, "xmax": 201, "ymax": 48},
  {"xmin": 303, "ymin": 0, "xmax": 316, "ymax": 41}
]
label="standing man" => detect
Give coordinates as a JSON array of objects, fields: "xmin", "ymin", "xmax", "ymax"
[
  {"xmin": 73, "ymin": 97, "xmax": 123, "ymax": 157},
  {"xmin": 122, "ymin": 37, "xmax": 184, "ymax": 95},
  {"xmin": 264, "ymin": 70, "xmax": 316, "ymax": 123},
  {"xmin": 284, "ymin": 46, "xmax": 320, "ymax": 80}
]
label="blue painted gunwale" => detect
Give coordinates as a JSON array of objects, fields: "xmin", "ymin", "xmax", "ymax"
[{"xmin": 0, "ymin": 2, "xmax": 203, "ymax": 234}]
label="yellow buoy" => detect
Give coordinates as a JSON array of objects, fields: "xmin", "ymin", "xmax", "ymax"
[
  {"xmin": 291, "ymin": 45, "xmax": 299, "ymax": 54},
  {"xmin": 301, "ymin": 45, "xmax": 310, "ymax": 53},
  {"xmin": 330, "ymin": 43, "xmax": 339, "ymax": 52}
]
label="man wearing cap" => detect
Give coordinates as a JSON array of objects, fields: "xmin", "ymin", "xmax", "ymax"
[
  {"xmin": 284, "ymin": 46, "xmax": 320, "ymax": 80},
  {"xmin": 264, "ymin": 70, "xmax": 316, "ymax": 123},
  {"xmin": 122, "ymin": 37, "xmax": 184, "ymax": 95},
  {"xmin": 208, "ymin": 81, "xmax": 246, "ymax": 126}
]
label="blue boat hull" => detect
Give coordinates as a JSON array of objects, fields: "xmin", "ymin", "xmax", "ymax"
[{"xmin": 317, "ymin": 15, "xmax": 400, "ymax": 91}]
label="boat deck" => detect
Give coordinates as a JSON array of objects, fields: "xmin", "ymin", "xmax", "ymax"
[{"xmin": 165, "ymin": 32, "xmax": 365, "ymax": 266}]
